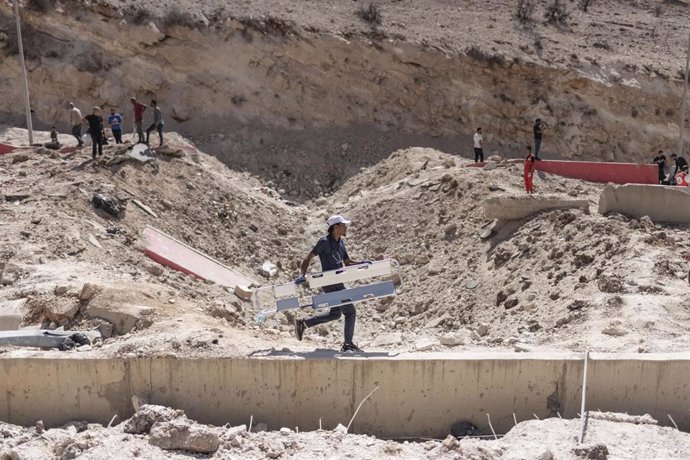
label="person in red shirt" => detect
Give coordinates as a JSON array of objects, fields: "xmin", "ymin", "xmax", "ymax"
[
  {"xmin": 130, "ymin": 97, "xmax": 147, "ymax": 144},
  {"xmin": 675, "ymin": 164, "xmax": 689, "ymax": 186},
  {"xmin": 524, "ymin": 145, "xmax": 536, "ymax": 194}
]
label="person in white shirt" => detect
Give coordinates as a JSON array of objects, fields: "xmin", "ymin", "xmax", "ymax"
[
  {"xmin": 473, "ymin": 127, "xmax": 484, "ymax": 162},
  {"xmin": 68, "ymin": 102, "xmax": 83, "ymax": 147}
]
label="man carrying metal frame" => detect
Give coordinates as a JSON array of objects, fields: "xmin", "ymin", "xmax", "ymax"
[{"xmin": 294, "ymin": 215, "xmax": 371, "ymax": 352}]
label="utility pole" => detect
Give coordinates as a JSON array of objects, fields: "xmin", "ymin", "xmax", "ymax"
[
  {"xmin": 680, "ymin": 29, "xmax": 690, "ymax": 157},
  {"xmin": 13, "ymin": 0, "xmax": 34, "ymax": 145}
]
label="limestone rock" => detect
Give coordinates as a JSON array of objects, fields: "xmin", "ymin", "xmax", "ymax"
[
  {"xmin": 145, "ymin": 263, "xmax": 164, "ymax": 276},
  {"xmin": 234, "ymin": 284, "xmax": 254, "ymax": 301},
  {"xmin": 79, "ymin": 283, "xmax": 97, "ymax": 302},
  {"xmin": 439, "ymin": 331, "xmax": 468, "ymax": 346},
  {"xmin": 224, "ymin": 424, "xmax": 247, "ymax": 440},
  {"xmin": 149, "ymin": 419, "xmax": 220, "ymax": 453},
  {"xmin": 476, "ymin": 323, "xmax": 489, "ymax": 337},
  {"xmin": 372, "ymin": 332, "xmax": 402, "ymax": 347},
  {"xmin": 602, "ymin": 324, "xmax": 628, "ymax": 337},
  {"xmin": 124, "ymin": 405, "xmax": 185, "ymax": 434},
  {"xmin": 414, "ymin": 336, "xmax": 440, "ymax": 351},
  {"xmin": 572, "ymin": 443, "xmax": 609, "ymax": 460},
  {"xmin": 0, "ymin": 298, "xmax": 27, "ymax": 331},
  {"xmin": 86, "ymin": 302, "xmax": 154, "ymax": 335},
  {"xmin": 0, "ymin": 263, "xmax": 21, "ymax": 286},
  {"xmin": 44, "ymin": 299, "xmax": 79, "ymax": 324}
]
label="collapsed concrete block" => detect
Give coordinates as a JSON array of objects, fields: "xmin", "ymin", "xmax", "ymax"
[
  {"xmin": 149, "ymin": 419, "xmax": 220, "ymax": 453},
  {"xmin": 483, "ymin": 196, "xmax": 590, "ymax": 221},
  {"xmin": 598, "ymin": 184, "xmax": 690, "ymax": 224},
  {"xmin": 233, "ymin": 284, "xmax": 254, "ymax": 301},
  {"xmin": 124, "ymin": 405, "xmax": 185, "ymax": 434},
  {"xmin": 0, "ymin": 298, "xmax": 27, "ymax": 331},
  {"xmin": 86, "ymin": 302, "xmax": 154, "ymax": 335}
]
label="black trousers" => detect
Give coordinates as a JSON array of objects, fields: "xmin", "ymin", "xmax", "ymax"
[
  {"xmin": 112, "ymin": 129, "xmax": 123, "ymax": 144},
  {"xmin": 146, "ymin": 123, "xmax": 163, "ymax": 146},
  {"xmin": 90, "ymin": 132, "xmax": 103, "ymax": 158},
  {"xmin": 474, "ymin": 148, "xmax": 484, "ymax": 163}
]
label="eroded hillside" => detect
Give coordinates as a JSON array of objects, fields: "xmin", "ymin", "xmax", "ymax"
[{"xmin": 1, "ymin": 0, "xmax": 690, "ymax": 199}]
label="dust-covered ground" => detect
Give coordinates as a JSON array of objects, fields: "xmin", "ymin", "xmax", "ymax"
[
  {"xmin": 2, "ymin": 405, "xmax": 690, "ymax": 459},
  {"xmin": 1, "ymin": 128, "xmax": 689, "ymax": 359}
]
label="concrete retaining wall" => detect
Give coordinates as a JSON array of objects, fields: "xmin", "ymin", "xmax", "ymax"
[
  {"xmin": 599, "ymin": 184, "xmax": 690, "ymax": 223},
  {"xmin": 484, "ymin": 196, "xmax": 590, "ymax": 220},
  {"xmin": 1, "ymin": 353, "xmax": 689, "ymax": 437}
]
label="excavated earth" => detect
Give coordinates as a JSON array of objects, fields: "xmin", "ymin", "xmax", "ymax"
[{"xmin": 2, "ymin": 0, "xmax": 690, "ymax": 457}]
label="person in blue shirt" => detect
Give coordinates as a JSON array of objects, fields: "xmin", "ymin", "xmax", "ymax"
[
  {"xmin": 108, "ymin": 108, "xmax": 123, "ymax": 144},
  {"xmin": 294, "ymin": 215, "xmax": 371, "ymax": 352}
]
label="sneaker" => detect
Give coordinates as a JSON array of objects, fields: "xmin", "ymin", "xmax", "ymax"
[
  {"xmin": 340, "ymin": 342, "xmax": 363, "ymax": 353},
  {"xmin": 294, "ymin": 319, "xmax": 305, "ymax": 341}
]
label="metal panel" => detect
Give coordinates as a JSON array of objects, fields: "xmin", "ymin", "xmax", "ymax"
[
  {"xmin": 274, "ymin": 283, "xmax": 297, "ymax": 298},
  {"xmin": 308, "ymin": 261, "xmax": 392, "ymax": 289},
  {"xmin": 276, "ymin": 297, "xmax": 300, "ymax": 311},
  {"xmin": 311, "ymin": 281, "xmax": 395, "ymax": 310}
]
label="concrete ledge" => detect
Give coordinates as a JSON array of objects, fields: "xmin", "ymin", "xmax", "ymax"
[
  {"xmin": 599, "ymin": 184, "xmax": 690, "ymax": 223},
  {"xmin": 483, "ymin": 196, "xmax": 590, "ymax": 220},
  {"xmin": 1, "ymin": 353, "xmax": 689, "ymax": 436}
]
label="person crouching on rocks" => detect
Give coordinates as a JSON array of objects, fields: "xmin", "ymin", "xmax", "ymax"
[
  {"xmin": 294, "ymin": 215, "xmax": 372, "ymax": 353},
  {"xmin": 524, "ymin": 145, "xmax": 536, "ymax": 194}
]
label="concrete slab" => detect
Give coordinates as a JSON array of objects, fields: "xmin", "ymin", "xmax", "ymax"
[
  {"xmin": 599, "ymin": 184, "xmax": 690, "ymax": 223},
  {"xmin": 0, "ymin": 330, "xmax": 101, "ymax": 348},
  {"xmin": 140, "ymin": 226, "xmax": 254, "ymax": 288},
  {"xmin": 0, "ymin": 299, "xmax": 27, "ymax": 330},
  {"xmin": 535, "ymin": 160, "xmax": 658, "ymax": 184},
  {"xmin": 1, "ymin": 353, "xmax": 689, "ymax": 436},
  {"xmin": 483, "ymin": 195, "xmax": 590, "ymax": 220}
]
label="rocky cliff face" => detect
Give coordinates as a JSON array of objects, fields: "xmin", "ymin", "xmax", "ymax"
[{"xmin": 1, "ymin": 1, "xmax": 689, "ymax": 196}]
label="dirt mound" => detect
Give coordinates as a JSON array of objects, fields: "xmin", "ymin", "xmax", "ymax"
[
  {"xmin": 0, "ymin": 130, "xmax": 310, "ymax": 357},
  {"xmin": 2, "ymin": 409, "xmax": 689, "ymax": 459},
  {"xmin": 315, "ymin": 147, "xmax": 690, "ymax": 352}
]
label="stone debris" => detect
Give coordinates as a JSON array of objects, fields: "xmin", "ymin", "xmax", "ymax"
[
  {"xmin": 124, "ymin": 405, "xmax": 185, "ymax": 434},
  {"xmin": 86, "ymin": 302, "xmax": 154, "ymax": 335},
  {"xmin": 259, "ymin": 261, "xmax": 278, "ymax": 278},
  {"xmin": 234, "ymin": 284, "xmax": 254, "ymax": 301},
  {"xmin": 149, "ymin": 419, "xmax": 220, "ymax": 453}
]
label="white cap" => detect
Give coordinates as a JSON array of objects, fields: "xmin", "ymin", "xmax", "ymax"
[{"xmin": 327, "ymin": 215, "xmax": 351, "ymax": 227}]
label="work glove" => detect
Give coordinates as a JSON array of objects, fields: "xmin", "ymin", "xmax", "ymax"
[{"xmin": 294, "ymin": 275, "xmax": 307, "ymax": 286}]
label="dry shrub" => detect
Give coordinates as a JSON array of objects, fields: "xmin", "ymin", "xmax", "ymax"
[
  {"xmin": 514, "ymin": 0, "xmax": 535, "ymax": 24},
  {"xmin": 465, "ymin": 46, "xmax": 506, "ymax": 67},
  {"xmin": 544, "ymin": 0, "xmax": 570, "ymax": 25},
  {"xmin": 27, "ymin": 0, "xmax": 52, "ymax": 12},
  {"xmin": 356, "ymin": 3, "xmax": 382, "ymax": 25},
  {"xmin": 578, "ymin": 0, "xmax": 594, "ymax": 12}
]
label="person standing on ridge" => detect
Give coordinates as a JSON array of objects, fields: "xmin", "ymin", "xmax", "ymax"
[
  {"xmin": 146, "ymin": 100, "xmax": 164, "ymax": 147},
  {"xmin": 83, "ymin": 107, "xmax": 104, "ymax": 159},
  {"xmin": 473, "ymin": 127, "xmax": 484, "ymax": 163},
  {"xmin": 533, "ymin": 119, "xmax": 546, "ymax": 160},
  {"xmin": 524, "ymin": 145, "xmax": 536, "ymax": 194},
  {"xmin": 130, "ymin": 97, "xmax": 146, "ymax": 144},
  {"xmin": 108, "ymin": 108, "xmax": 123, "ymax": 144},
  {"xmin": 294, "ymin": 215, "xmax": 371, "ymax": 352},
  {"xmin": 68, "ymin": 103, "xmax": 83, "ymax": 147}
]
